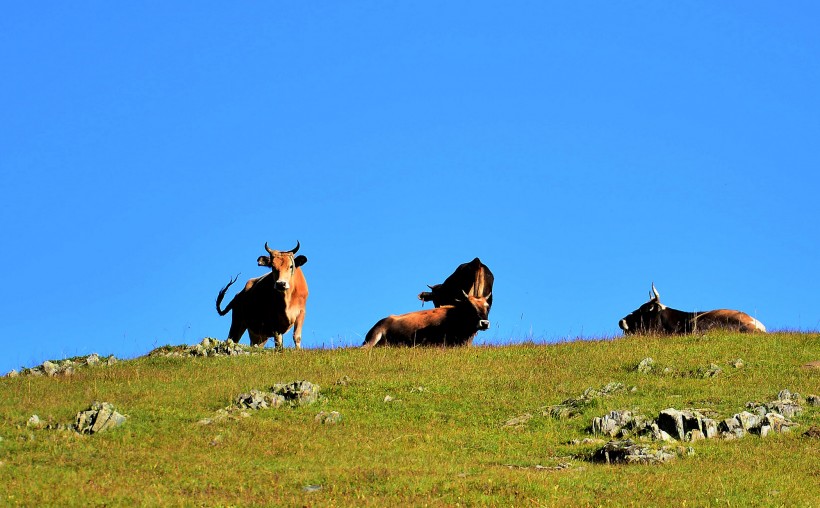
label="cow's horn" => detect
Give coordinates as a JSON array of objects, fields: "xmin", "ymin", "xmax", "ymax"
[
  {"xmin": 265, "ymin": 242, "xmax": 275, "ymax": 255},
  {"xmin": 286, "ymin": 240, "xmax": 300, "ymax": 254},
  {"xmin": 462, "ymin": 290, "xmax": 470, "ymax": 298},
  {"xmin": 651, "ymin": 282, "xmax": 660, "ymax": 301}
]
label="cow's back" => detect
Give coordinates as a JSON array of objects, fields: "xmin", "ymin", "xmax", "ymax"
[{"xmin": 695, "ymin": 309, "xmax": 766, "ymax": 333}]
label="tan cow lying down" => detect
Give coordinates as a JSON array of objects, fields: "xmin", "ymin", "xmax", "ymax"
[{"xmin": 362, "ymin": 292, "xmax": 491, "ymax": 348}]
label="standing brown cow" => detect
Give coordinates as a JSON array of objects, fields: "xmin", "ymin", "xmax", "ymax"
[
  {"xmin": 618, "ymin": 283, "xmax": 766, "ymax": 335},
  {"xmin": 216, "ymin": 241, "xmax": 309, "ymax": 348},
  {"xmin": 362, "ymin": 291, "xmax": 491, "ymax": 348}
]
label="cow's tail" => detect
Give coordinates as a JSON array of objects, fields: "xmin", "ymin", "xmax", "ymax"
[
  {"xmin": 362, "ymin": 319, "xmax": 387, "ymax": 349},
  {"xmin": 216, "ymin": 274, "xmax": 240, "ymax": 316}
]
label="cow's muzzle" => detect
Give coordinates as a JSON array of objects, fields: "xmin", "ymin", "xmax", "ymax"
[
  {"xmin": 478, "ymin": 319, "xmax": 490, "ymax": 330},
  {"xmin": 618, "ymin": 319, "xmax": 629, "ymax": 332},
  {"xmin": 274, "ymin": 280, "xmax": 290, "ymax": 291}
]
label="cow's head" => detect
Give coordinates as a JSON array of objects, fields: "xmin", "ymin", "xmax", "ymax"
[
  {"xmin": 257, "ymin": 241, "xmax": 307, "ymax": 291},
  {"xmin": 456, "ymin": 290, "xmax": 491, "ymax": 331},
  {"xmin": 618, "ymin": 283, "xmax": 665, "ymax": 335}
]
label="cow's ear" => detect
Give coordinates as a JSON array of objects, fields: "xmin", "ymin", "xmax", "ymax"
[
  {"xmin": 295, "ymin": 255, "xmax": 308, "ymax": 267},
  {"xmin": 257, "ymin": 256, "xmax": 272, "ymax": 267}
]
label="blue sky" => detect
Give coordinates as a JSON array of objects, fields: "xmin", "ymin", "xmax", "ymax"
[{"xmin": 2, "ymin": 3, "xmax": 819, "ymax": 373}]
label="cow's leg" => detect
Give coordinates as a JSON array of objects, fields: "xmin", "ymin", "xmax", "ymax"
[
  {"xmin": 248, "ymin": 331, "xmax": 268, "ymax": 348},
  {"xmin": 292, "ymin": 310, "xmax": 305, "ymax": 349},
  {"xmin": 273, "ymin": 333, "xmax": 284, "ymax": 349},
  {"xmin": 227, "ymin": 322, "xmax": 246, "ymax": 344}
]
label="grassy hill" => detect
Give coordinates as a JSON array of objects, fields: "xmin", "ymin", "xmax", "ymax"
[{"xmin": 2, "ymin": 332, "xmax": 819, "ymax": 506}]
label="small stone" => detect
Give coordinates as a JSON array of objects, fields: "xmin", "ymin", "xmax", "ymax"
[
  {"xmin": 42, "ymin": 361, "xmax": 59, "ymax": 376},
  {"xmin": 702, "ymin": 364, "xmax": 722, "ymax": 378},
  {"xmin": 384, "ymin": 395, "xmax": 394, "ymax": 403},
  {"xmin": 106, "ymin": 356, "xmax": 117, "ymax": 366},
  {"xmin": 335, "ymin": 375, "xmax": 352, "ymax": 386},
  {"xmin": 86, "ymin": 354, "xmax": 100, "ymax": 366},
  {"xmin": 6, "ymin": 369, "xmax": 19, "ymax": 378},
  {"xmin": 303, "ymin": 485, "xmax": 322, "ymax": 493},
  {"xmin": 777, "ymin": 389, "xmax": 792, "ymax": 401},
  {"xmin": 315, "ymin": 411, "xmax": 342, "ymax": 424},
  {"xmin": 27, "ymin": 415, "xmax": 43, "ymax": 429},
  {"xmin": 760, "ymin": 425, "xmax": 772, "ymax": 438},
  {"xmin": 636, "ymin": 358, "xmax": 655, "ymax": 374},
  {"xmin": 807, "ymin": 395, "xmax": 820, "ymax": 407},
  {"xmin": 686, "ymin": 429, "xmax": 705, "ymax": 442},
  {"xmin": 730, "ymin": 359, "xmax": 744, "ymax": 368},
  {"xmin": 504, "ymin": 413, "xmax": 533, "ymax": 427},
  {"xmin": 803, "ymin": 426, "xmax": 820, "ymax": 438}
]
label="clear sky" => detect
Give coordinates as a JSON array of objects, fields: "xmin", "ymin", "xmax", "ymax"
[{"xmin": 2, "ymin": 3, "xmax": 819, "ymax": 373}]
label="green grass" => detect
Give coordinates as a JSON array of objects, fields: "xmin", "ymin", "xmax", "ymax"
[{"xmin": 1, "ymin": 332, "xmax": 819, "ymax": 506}]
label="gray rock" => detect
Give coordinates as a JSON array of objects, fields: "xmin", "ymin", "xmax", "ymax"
[
  {"xmin": 657, "ymin": 408, "xmax": 714, "ymax": 441},
  {"xmin": 636, "ymin": 358, "xmax": 655, "ymax": 374},
  {"xmin": 6, "ymin": 369, "xmax": 19, "ymax": 378},
  {"xmin": 592, "ymin": 440, "xmax": 678, "ymax": 465},
  {"xmin": 592, "ymin": 410, "xmax": 635, "ymax": 437},
  {"xmin": 335, "ymin": 375, "xmax": 352, "ymax": 386},
  {"xmin": 272, "ymin": 381, "xmax": 321, "ymax": 406},
  {"xmin": 543, "ymin": 382, "xmax": 625, "ymax": 420},
  {"xmin": 315, "ymin": 411, "xmax": 342, "ymax": 424},
  {"xmin": 700, "ymin": 363, "xmax": 722, "ymax": 378},
  {"xmin": 730, "ymin": 359, "xmax": 744, "ymax": 368},
  {"xmin": 74, "ymin": 402, "xmax": 127, "ymax": 434},
  {"xmin": 807, "ymin": 395, "xmax": 820, "ymax": 407},
  {"xmin": 719, "ymin": 416, "xmax": 741, "ymax": 433},
  {"xmin": 42, "ymin": 361, "xmax": 59, "ymax": 377},
  {"xmin": 234, "ymin": 389, "xmax": 286, "ymax": 410},
  {"xmin": 86, "ymin": 354, "xmax": 100, "ymax": 366},
  {"xmin": 504, "ymin": 413, "xmax": 533, "ymax": 427},
  {"xmin": 686, "ymin": 429, "xmax": 706, "ymax": 442},
  {"xmin": 26, "ymin": 415, "xmax": 43, "ymax": 429},
  {"xmin": 735, "ymin": 411, "xmax": 761, "ymax": 431},
  {"xmin": 761, "ymin": 412, "xmax": 797, "ymax": 434}
]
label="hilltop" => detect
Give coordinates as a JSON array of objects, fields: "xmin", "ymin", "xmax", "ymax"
[{"xmin": 1, "ymin": 332, "xmax": 819, "ymax": 506}]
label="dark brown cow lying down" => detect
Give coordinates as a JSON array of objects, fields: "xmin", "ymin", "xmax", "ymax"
[
  {"xmin": 418, "ymin": 257, "xmax": 494, "ymax": 310},
  {"xmin": 362, "ymin": 292, "xmax": 491, "ymax": 348},
  {"xmin": 618, "ymin": 283, "xmax": 766, "ymax": 335}
]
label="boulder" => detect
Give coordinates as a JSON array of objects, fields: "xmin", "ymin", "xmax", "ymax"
[
  {"xmin": 74, "ymin": 402, "xmax": 127, "ymax": 434},
  {"xmin": 272, "ymin": 381, "xmax": 321, "ymax": 406},
  {"xmin": 591, "ymin": 410, "xmax": 637, "ymax": 437},
  {"xmin": 657, "ymin": 409, "xmax": 716, "ymax": 441}
]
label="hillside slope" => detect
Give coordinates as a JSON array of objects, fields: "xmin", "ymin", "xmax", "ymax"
[{"xmin": 2, "ymin": 332, "xmax": 819, "ymax": 506}]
